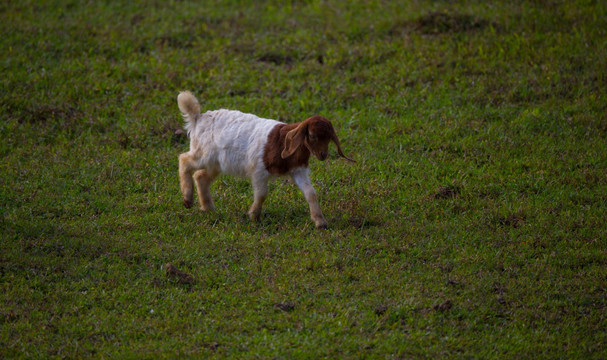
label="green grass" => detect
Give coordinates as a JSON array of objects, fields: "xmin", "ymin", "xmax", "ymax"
[{"xmin": 1, "ymin": 0, "xmax": 606, "ymax": 358}]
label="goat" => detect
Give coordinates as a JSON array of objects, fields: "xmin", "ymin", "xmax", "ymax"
[{"xmin": 177, "ymin": 91, "xmax": 354, "ymax": 229}]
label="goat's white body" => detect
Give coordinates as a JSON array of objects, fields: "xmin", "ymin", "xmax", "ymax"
[
  {"xmin": 187, "ymin": 110, "xmax": 281, "ymax": 178},
  {"xmin": 177, "ymin": 91, "xmax": 330, "ymax": 228}
]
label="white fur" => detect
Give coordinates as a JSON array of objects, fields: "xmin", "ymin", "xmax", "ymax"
[{"xmin": 188, "ymin": 109, "xmax": 280, "ymax": 177}]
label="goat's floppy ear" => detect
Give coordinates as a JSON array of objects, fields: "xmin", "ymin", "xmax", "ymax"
[
  {"xmin": 281, "ymin": 122, "xmax": 308, "ymax": 159},
  {"xmin": 330, "ymin": 130, "xmax": 356, "ymax": 162}
]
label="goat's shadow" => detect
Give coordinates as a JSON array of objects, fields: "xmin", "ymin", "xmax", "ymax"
[
  {"xmin": 183, "ymin": 201, "xmax": 382, "ymax": 232},
  {"xmin": 250, "ymin": 208, "xmax": 383, "ymax": 232}
]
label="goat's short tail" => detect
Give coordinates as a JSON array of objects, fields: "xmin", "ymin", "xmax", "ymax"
[{"xmin": 178, "ymin": 91, "xmax": 201, "ymax": 135}]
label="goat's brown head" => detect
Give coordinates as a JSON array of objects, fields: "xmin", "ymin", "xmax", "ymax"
[{"xmin": 281, "ymin": 116, "xmax": 354, "ymax": 162}]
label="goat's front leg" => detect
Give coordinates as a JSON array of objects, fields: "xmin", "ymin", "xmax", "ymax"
[
  {"xmin": 193, "ymin": 169, "xmax": 218, "ymax": 211},
  {"xmin": 179, "ymin": 152, "xmax": 199, "ymax": 208},
  {"xmin": 290, "ymin": 168, "xmax": 328, "ymax": 229},
  {"xmin": 248, "ymin": 175, "xmax": 269, "ymax": 221}
]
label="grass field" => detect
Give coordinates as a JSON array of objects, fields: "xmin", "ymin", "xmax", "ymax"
[{"xmin": 1, "ymin": 0, "xmax": 606, "ymax": 358}]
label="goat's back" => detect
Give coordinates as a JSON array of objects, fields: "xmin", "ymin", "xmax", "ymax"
[{"xmin": 190, "ymin": 109, "xmax": 281, "ymax": 177}]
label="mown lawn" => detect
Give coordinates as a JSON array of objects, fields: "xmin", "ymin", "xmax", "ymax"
[{"xmin": 1, "ymin": 0, "xmax": 606, "ymax": 358}]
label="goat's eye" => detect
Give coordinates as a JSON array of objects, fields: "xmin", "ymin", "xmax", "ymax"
[{"xmin": 309, "ymin": 134, "xmax": 317, "ymax": 142}]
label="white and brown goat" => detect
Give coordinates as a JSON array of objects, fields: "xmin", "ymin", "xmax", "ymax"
[{"xmin": 177, "ymin": 91, "xmax": 353, "ymax": 228}]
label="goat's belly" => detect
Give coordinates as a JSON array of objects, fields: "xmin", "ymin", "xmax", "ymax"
[{"xmin": 216, "ymin": 153, "xmax": 257, "ymax": 178}]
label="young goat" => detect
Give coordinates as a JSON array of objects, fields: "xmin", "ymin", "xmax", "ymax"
[{"xmin": 177, "ymin": 91, "xmax": 354, "ymax": 229}]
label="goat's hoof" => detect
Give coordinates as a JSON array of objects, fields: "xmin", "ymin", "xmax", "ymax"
[
  {"xmin": 183, "ymin": 198, "xmax": 193, "ymax": 209},
  {"xmin": 248, "ymin": 213, "xmax": 261, "ymax": 222},
  {"xmin": 315, "ymin": 222, "xmax": 329, "ymax": 230},
  {"xmin": 200, "ymin": 203, "xmax": 216, "ymax": 212}
]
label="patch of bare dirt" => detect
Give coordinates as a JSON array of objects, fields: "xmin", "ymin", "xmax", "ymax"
[
  {"xmin": 433, "ymin": 185, "xmax": 461, "ymax": 199},
  {"xmin": 389, "ymin": 12, "xmax": 493, "ymax": 36},
  {"xmin": 274, "ymin": 301, "xmax": 296, "ymax": 312},
  {"xmin": 165, "ymin": 263, "xmax": 195, "ymax": 285}
]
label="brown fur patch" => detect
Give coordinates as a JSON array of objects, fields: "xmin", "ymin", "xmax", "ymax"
[
  {"xmin": 263, "ymin": 123, "xmax": 310, "ymax": 175},
  {"xmin": 263, "ymin": 116, "xmax": 341, "ymax": 175}
]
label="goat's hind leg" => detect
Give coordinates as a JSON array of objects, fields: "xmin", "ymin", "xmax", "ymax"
[
  {"xmin": 193, "ymin": 169, "xmax": 217, "ymax": 211},
  {"xmin": 178, "ymin": 152, "xmax": 199, "ymax": 208},
  {"xmin": 248, "ymin": 175, "xmax": 269, "ymax": 221}
]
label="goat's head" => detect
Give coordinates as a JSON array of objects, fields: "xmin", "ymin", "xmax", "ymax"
[{"xmin": 281, "ymin": 116, "xmax": 354, "ymax": 162}]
